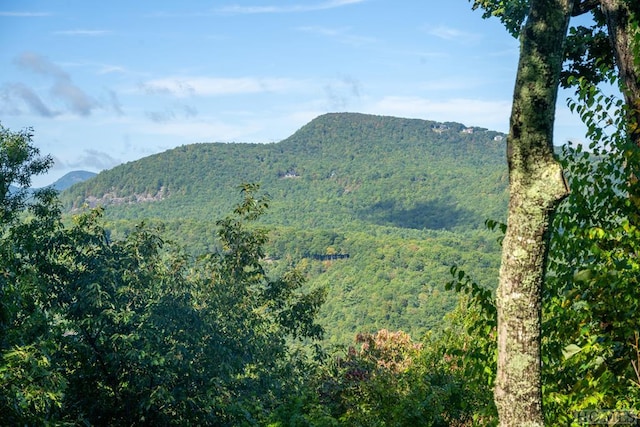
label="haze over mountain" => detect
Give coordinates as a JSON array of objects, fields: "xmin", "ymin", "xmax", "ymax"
[
  {"xmin": 60, "ymin": 112, "xmax": 508, "ymax": 343},
  {"xmin": 48, "ymin": 170, "xmax": 97, "ymax": 191}
]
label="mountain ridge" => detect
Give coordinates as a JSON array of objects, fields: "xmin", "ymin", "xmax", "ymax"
[{"xmin": 61, "ymin": 112, "xmax": 508, "ymax": 229}]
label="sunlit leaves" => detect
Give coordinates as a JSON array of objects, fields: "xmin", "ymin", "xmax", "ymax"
[
  {"xmin": 0, "ymin": 345, "xmax": 66, "ymax": 425},
  {"xmin": 42, "ymin": 186, "xmax": 326, "ymax": 425},
  {"xmin": 543, "ymin": 79, "xmax": 640, "ymax": 420},
  {"xmin": 0, "ymin": 124, "xmax": 53, "ymax": 227},
  {"xmin": 469, "ymin": 0, "xmax": 529, "ymax": 37}
]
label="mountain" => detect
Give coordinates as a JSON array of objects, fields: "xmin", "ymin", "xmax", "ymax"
[
  {"xmin": 63, "ymin": 113, "xmax": 508, "ymax": 229},
  {"xmin": 4, "ymin": 171, "xmax": 95, "ymax": 195},
  {"xmin": 60, "ymin": 113, "xmax": 508, "ymax": 343},
  {"xmin": 49, "ymin": 170, "xmax": 96, "ymax": 191}
]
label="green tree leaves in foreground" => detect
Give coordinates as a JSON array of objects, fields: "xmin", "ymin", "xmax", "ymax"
[
  {"xmin": 0, "ymin": 129, "xmax": 325, "ymax": 425},
  {"xmin": 469, "ymin": 0, "xmax": 640, "ymax": 424},
  {"xmin": 542, "ymin": 77, "xmax": 640, "ymax": 423}
]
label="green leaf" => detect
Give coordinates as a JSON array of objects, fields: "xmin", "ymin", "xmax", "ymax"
[
  {"xmin": 562, "ymin": 344, "xmax": 582, "ymax": 360},
  {"xmin": 573, "ymin": 269, "xmax": 592, "ymax": 282}
]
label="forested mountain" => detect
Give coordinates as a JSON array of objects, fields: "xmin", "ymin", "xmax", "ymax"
[
  {"xmin": 48, "ymin": 170, "xmax": 96, "ymax": 191},
  {"xmin": 61, "ymin": 112, "xmax": 509, "ymax": 343}
]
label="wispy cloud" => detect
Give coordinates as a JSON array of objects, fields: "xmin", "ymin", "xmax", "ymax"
[
  {"xmin": 14, "ymin": 52, "xmax": 99, "ymax": 116},
  {"xmin": 107, "ymin": 90, "xmax": 124, "ymax": 116},
  {"xmin": 216, "ymin": 0, "xmax": 366, "ymax": 14},
  {"xmin": 73, "ymin": 149, "xmax": 121, "ymax": 170},
  {"xmin": 1, "ymin": 52, "xmax": 100, "ymax": 117},
  {"xmin": 146, "ymin": 110, "xmax": 174, "ymax": 123},
  {"xmin": 369, "ymin": 96, "xmax": 510, "ymax": 130},
  {"xmin": 145, "ymin": 104, "xmax": 198, "ymax": 123},
  {"xmin": 324, "ymin": 75, "xmax": 362, "ymax": 110},
  {"xmin": 53, "ymin": 29, "xmax": 112, "ymax": 36},
  {"xmin": 16, "ymin": 52, "xmax": 66, "ymax": 79},
  {"xmin": 297, "ymin": 25, "xmax": 376, "ymax": 46},
  {"xmin": 49, "ymin": 149, "xmax": 121, "ymax": 172},
  {"xmin": 424, "ymin": 25, "xmax": 480, "ymax": 44},
  {"xmin": 138, "ymin": 119, "xmax": 262, "ymax": 142},
  {"xmin": 0, "ymin": 11, "xmax": 51, "ymax": 17},
  {"xmin": 139, "ymin": 76, "xmax": 307, "ymax": 98},
  {"xmin": 2, "ymin": 82, "xmax": 58, "ymax": 117},
  {"xmin": 98, "ymin": 65, "xmax": 127, "ymax": 75}
]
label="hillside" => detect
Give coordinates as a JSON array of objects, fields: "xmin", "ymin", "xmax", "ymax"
[
  {"xmin": 49, "ymin": 170, "xmax": 96, "ymax": 191},
  {"xmin": 61, "ymin": 113, "xmax": 508, "ymax": 343},
  {"xmin": 64, "ymin": 113, "xmax": 507, "ymax": 228}
]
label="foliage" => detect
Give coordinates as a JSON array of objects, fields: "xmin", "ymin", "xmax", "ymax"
[
  {"xmin": 441, "ymin": 75, "xmax": 640, "ymax": 424},
  {"xmin": 270, "ymin": 328, "xmax": 486, "ymax": 427},
  {"xmin": 0, "ymin": 124, "xmax": 63, "ymax": 425},
  {"xmin": 61, "ymin": 113, "xmax": 508, "ymax": 232},
  {"xmin": 0, "ymin": 129, "xmax": 326, "ymax": 426},
  {"xmin": 468, "ymin": 1, "xmax": 640, "ymax": 424},
  {"xmin": 422, "ymin": 297, "xmax": 499, "ymax": 426},
  {"xmin": 0, "ymin": 124, "xmax": 53, "ymax": 225},
  {"xmin": 59, "ymin": 113, "xmax": 507, "ymax": 345},
  {"xmin": 468, "ymin": 0, "xmax": 529, "ymax": 37},
  {"xmin": 46, "ymin": 185, "xmax": 324, "ymax": 425},
  {"xmin": 468, "ymin": 0, "xmax": 620, "ymax": 89},
  {"xmin": 543, "ymin": 78, "xmax": 640, "ymax": 424}
]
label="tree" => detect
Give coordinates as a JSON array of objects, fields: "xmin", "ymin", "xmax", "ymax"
[
  {"xmin": 542, "ymin": 84, "xmax": 640, "ymax": 424},
  {"xmin": 490, "ymin": 1, "xmax": 572, "ymax": 424},
  {"xmin": 0, "ymin": 124, "xmax": 53, "ymax": 226},
  {"xmin": 474, "ymin": 1, "xmax": 639, "ymax": 141},
  {"xmin": 469, "ymin": 0, "xmax": 640, "ymax": 424},
  {"xmin": 0, "ymin": 124, "xmax": 65, "ymax": 424},
  {"xmin": 598, "ymin": 0, "xmax": 640, "ymax": 146},
  {"xmin": 280, "ymin": 329, "xmax": 479, "ymax": 427},
  {"xmin": 0, "ymin": 138, "xmax": 326, "ymax": 425},
  {"xmin": 39, "ymin": 184, "xmax": 325, "ymax": 425}
]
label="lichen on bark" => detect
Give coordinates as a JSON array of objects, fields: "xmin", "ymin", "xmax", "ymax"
[{"xmin": 494, "ymin": 0, "xmax": 573, "ymax": 425}]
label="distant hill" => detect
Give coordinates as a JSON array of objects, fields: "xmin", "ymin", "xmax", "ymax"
[
  {"xmin": 49, "ymin": 170, "xmax": 96, "ymax": 191},
  {"xmin": 60, "ymin": 113, "xmax": 508, "ymax": 343},
  {"xmin": 6, "ymin": 170, "xmax": 95, "ymax": 195}
]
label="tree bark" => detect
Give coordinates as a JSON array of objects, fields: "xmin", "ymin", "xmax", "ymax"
[
  {"xmin": 495, "ymin": 1, "xmax": 572, "ymax": 425},
  {"xmin": 599, "ymin": 0, "xmax": 640, "ymax": 147}
]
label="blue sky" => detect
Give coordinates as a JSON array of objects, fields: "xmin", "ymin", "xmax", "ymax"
[{"xmin": 1, "ymin": 0, "xmax": 588, "ymax": 187}]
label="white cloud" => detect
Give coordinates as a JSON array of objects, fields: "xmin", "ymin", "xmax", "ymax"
[
  {"xmin": 139, "ymin": 76, "xmax": 307, "ymax": 98},
  {"xmin": 368, "ymin": 96, "xmax": 511, "ymax": 130},
  {"xmin": 424, "ymin": 25, "xmax": 480, "ymax": 44},
  {"xmin": 97, "ymin": 65, "xmax": 127, "ymax": 75},
  {"xmin": 296, "ymin": 26, "xmax": 376, "ymax": 46},
  {"xmin": 139, "ymin": 119, "xmax": 262, "ymax": 142}
]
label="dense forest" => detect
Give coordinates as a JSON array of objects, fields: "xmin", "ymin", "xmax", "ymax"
[
  {"xmin": 61, "ymin": 113, "xmax": 508, "ymax": 344},
  {"xmin": 3, "ymin": 102, "xmax": 639, "ymax": 424},
  {"xmin": 63, "ymin": 113, "xmax": 509, "ymax": 230},
  {"xmin": 5, "ymin": 0, "xmax": 640, "ymax": 423},
  {"xmin": 2, "ymin": 122, "xmax": 501, "ymax": 425}
]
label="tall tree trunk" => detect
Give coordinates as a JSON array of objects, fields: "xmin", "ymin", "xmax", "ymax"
[
  {"xmin": 495, "ymin": 1, "xmax": 572, "ymax": 425},
  {"xmin": 600, "ymin": 0, "xmax": 640, "ymax": 147}
]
